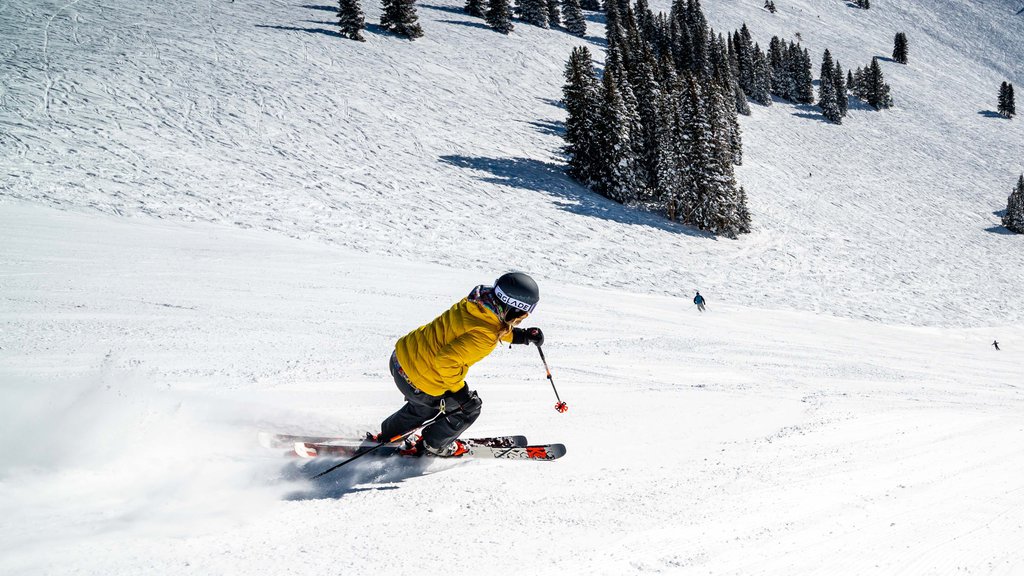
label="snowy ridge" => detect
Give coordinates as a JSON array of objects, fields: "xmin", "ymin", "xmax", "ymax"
[{"xmin": 2, "ymin": 0, "xmax": 1023, "ymax": 327}]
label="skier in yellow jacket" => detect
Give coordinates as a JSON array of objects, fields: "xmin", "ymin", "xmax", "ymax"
[{"xmin": 378, "ymin": 272, "xmax": 544, "ymax": 457}]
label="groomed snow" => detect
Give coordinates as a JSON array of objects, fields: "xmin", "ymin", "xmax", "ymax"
[
  {"xmin": 2, "ymin": 0, "xmax": 1024, "ymax": 573},
  {"xmin": 2, "ymin": 204, "xmax": 1023, "ymax": 575}
]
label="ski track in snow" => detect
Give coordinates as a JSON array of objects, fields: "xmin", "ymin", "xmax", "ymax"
[{"xmin": 1, "ymin": 0, "xmax": 1022, "ymax": 328}]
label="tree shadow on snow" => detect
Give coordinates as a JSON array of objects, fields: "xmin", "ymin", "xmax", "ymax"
[
  {"xmin": 538, "ymin": 97, "xmax": 565, "ymax": 109},
  {"xmin": 978, "ymin": 110, "xmax": 1005, "ymax": 119},
  {"xmin": 419, "ymin": 3, "xmax": 471, "ymax": 15},
  {"xmin": 301, "ymin": 4, "xmax": 337, "ymax": 12},
  {"xmin": 984, "ymin": 225, "xmax": 1016, "ymax": 235},
  {"xmin": 440, "ymin": 154, "xmax": 712, "ymax": 237},
  {"xmin": 875, "ymin": 56, "xmax": 898, "ymax": 64},
  {"xmin": 256, "ymin": 24, "xmax": 341, "ymax": 38},
  {"xmin": 994, "ymin": 209, "xmax": 1007, "ymax": 218},
  {"xmin": 524, "ymin": 119, "xmax": 565, "ymax": 137},
  {"xmin": 279, "ymin": 457, "xmax": 441, "ymax": 500},
  {"xmin": 438, "ymin": 18, "xmax": 492, "ymax": 30}
]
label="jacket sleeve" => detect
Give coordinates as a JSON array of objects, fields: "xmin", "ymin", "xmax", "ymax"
[{"xmin": 434, "ymin": 329, "xmax": 497, "ymax": 391}]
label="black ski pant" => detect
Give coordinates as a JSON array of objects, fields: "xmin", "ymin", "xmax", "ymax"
[{"xmin": 380, "ymin": 352, "xmax": 481, "ymax": 450}]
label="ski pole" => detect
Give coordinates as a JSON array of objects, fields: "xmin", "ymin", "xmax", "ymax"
[
  {"xmin": 310, "ymin": 404, "xmax": 457, "ymax": 480},
  {"xmin": 537, "ymin": 346, "xmax": 568, "ymax": 413}
]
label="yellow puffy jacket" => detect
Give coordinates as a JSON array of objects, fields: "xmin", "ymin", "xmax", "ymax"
[{"xmin": 395, "ymin": 287, "xmax": 514, "ymax": 396}]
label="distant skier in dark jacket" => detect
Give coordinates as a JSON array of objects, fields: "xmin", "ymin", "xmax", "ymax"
[
  {"xmin": 693, "ymin": 291, "xmax": 706, "ymax": 312},
  {"xmin": 993, "ymin": 340, "xmax": 1000, "ymax": 351}
]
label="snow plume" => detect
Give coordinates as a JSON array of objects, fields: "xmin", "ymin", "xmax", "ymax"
[{"xmin": 0, "ymin": 355, "xmax": 297, "ymax": 572}]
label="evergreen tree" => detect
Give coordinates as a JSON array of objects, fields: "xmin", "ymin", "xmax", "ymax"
[
  {"xmin": 562, "ymin": 0, "xmax": 587, "ymax": 36},
  {"xmin": 893, "ymin": 32, "xmax": 908, "ymax": 64},
  {"xmin": 548, "ymin": 0, "xmax": 562, "ymax": 27},
  {"xmin": 464, "ymin": 0, "xmax": 486, "ymax": 17},
  {"xmin": 736, "ymin": 186, "xmax": 751, "ymax": 233},
  {"xmin": 632, "ymin": 44, "xmax": 665, "ymax": 198},
  {"xmin": 750, "ymin": 44, "xmax": 773, "ymax": 105},
  {"xmin": 486, "ymin": 0, "xmax": 515, "ymax": 33},
  {"xmin": 580, "ymin": 0, "xmax": 602, "ymax": 10},
  {"xmin": 380, "ymin": 0, "xmax": 423, "ymax": 38},
  {"xmin": 833, "ymin": 61, "xmax": 848, "ymax": 117},
  {"xmin": 521, "ymin": 0, "xmax": 550, "ymax": 27},
  {"xmin": 338, "ymin": 0, "xmax": 366, "ymax": 41},
  {"xmin": 865, "ymin": 57, "xmax": 893, "ymax": 109},
  {"xmin": 735, "ymin": 24, "xmax": 755, "ymax": 97},
  {"xmin": 1003, "ymin": 175, "xmax": 1024, "ymax": 233},
  {"xmin": 999, "ymin": 82, "xmax": 1016, "ymax": 118},
  {"xmin": 562, "ymin": 46, "xmax": 602, "ymax": 186},
  {"xmin": 768, "ymin": 36, "xmax": 788, "ymax": 99},
  {"xmin": 818, "ymin": 49, "xmax": 841, "ymax": 123},
  {"xmin": 795, "ymin": 46, "xmax": 815, "ymax": 104},
  {"xmin": 596, "ymin": 64, "xmax": 640, "ymax": 203},
  {"xmin": 856, "ymin": 0, "xmax": 870, "ymax": 8}
]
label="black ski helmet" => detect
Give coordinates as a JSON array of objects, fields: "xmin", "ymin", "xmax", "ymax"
[{"xmin": 493, "ymin": 272, "xmax": 540, "ymax": 321}]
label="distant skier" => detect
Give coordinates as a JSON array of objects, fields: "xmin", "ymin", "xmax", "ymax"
[
  {"xmin": 693, "ymin": 291, "xmax": 706, "ymax": 312},
  {"xmin": 993, "ymin": 340, "xmax": 1000, "ymax": 351},
  {"xmin": 373, "ymin": 272, "xmax": 544, "ymax": 457}
]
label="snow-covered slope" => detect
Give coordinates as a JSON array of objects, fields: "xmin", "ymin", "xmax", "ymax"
[
  {"xmin": 2, "ymin": 204, "xmax": 1022, "ymax": 575},
  {"xmin": 2, "ymin": 0, "xmax": 1024, "ymax": 574},
  {"xmin": 2, "ymin": 0, "xmax": 1022, "ymax": 327}
]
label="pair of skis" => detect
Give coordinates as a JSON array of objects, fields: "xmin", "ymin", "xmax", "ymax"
[{"xmin": 259, "ymin": 432, "xmax": 566, "ymax": 461}]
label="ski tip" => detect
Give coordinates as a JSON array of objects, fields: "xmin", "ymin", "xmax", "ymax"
[
  {"xmin": 542, "ymin": 443, "xmax": 567, "ymax": 460},
  {"xmin": 293, "ymin": 442, "xmax": 318, "ymax": 459}
]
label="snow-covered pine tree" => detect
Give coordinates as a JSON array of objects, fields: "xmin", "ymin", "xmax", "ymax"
[
  {"xmin": 768, "ymin": 36, "xmax": 788, "ymax": 99},
  {"xmin": 580, "ymin": 0, "xmax": 601, "ymax": 10},
  {"xmin": 735, "ymin": 24, "xmax": 755, "ymax": 97},
  {"xmin": 562, "ymin": 46, "xmax": 602, "ymax": 186},
  {"xmin": 486, "ymin": 0, "xmax": 515, "ymax": 33},
  {"xmin": 677, "ymin": 74, "xmax": 709, "ymax": 227},
  {"xmin": 999, "ymin": 82, "xmax": 1016, "ymax": 118},
  {"xmin": 520, "ymin": 0, "xmax": 550, "ymax": 28},
  {"xmin": 686, "ymin": 0, "xmax": 711, "ymax": 76},
  {"xmin": 338, "ymin": 0, "xmax": 366, "ymax": 41},
  {"xmin": 703, "ymin": 86, "xmax": 744, "ymax": 237},
  {"xmin": 833, "ymin": 60, "xmax": 848, "ymax": 117},
  {"xmin": 865, "ymin": 57, "xmax": 893, "ymax": 109},
  {"xmin": 1002, "ymin": 175, "xmax": 1024, "ymax": 233},
  {"xmin": 653, "ymin": 65, "xmax": 686, "ymax": 217},
  {"xmin": 632, "ymin": 43, "xmax": 665, "ymax": 201},
  {"xmin": 856, "ymin": 0, "xmax": 870, "ymax": 8},
  {"xmin": 596, "ymin": 63, "xmax": 640, "ymax": 204},
  {"xmin": 818, "ymin": 49, "xmax": 841, "ymax": 124},
  {"xmin": 547, "ymin": 0, "xmax": 561, "ymax": 27},
  {"xmin": 750, "ymin": 43, "xmax": 773, "ymax": 105},
  {"xmin": 795, "ymin": 46, "xmax": 815, "ymax": 104},
  {"xmin": 464, "ymin": 0, "xmax": 486, "ymax": 17},
  {"xmin": 851, "ymin": 66, "xmax": 867, "ymax": 101},
  {"xmin": 562, "ymin": 0, "xmax": 586, "ymax": 36},
  {"xmin": 380, "ymin": 0, "xmax": 423, "ymax": 38},
  {"xmin": 736, "ymin": 186, "xmax": 751, "ymax": 233},
  {"xmin": 893, "ymin": 32, "xmax": 908, "ymax": 64}
]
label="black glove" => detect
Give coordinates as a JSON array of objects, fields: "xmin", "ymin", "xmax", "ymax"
[{"xmin": 512, "ymin": 327, "xmax": 545, "ymax": 347}]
